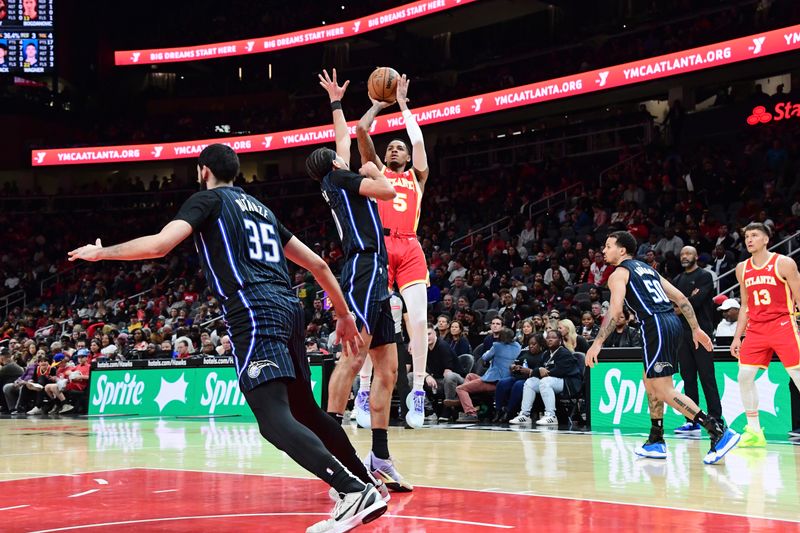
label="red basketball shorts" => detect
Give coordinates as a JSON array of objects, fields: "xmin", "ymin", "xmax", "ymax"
[
  {"xmin": 740, "ymin": 318, "xmax": 800, "ymax": 369},
  {"xmin": 385, "ymin": 235, "xmax": 429, "ymax": 292}
]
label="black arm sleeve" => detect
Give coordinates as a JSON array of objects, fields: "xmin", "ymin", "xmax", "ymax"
[
  {"xmin": 329, "ymin": 169, "xmax": 365, "ymax": 195},
  {"xmin": 173, "ymin": 191, "xmax": 220, "ymax": 230}
]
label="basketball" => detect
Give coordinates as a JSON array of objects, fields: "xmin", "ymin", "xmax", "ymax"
[{"xmin": 368, "ymin": 67, "xmax": 399, "ymax": 103}]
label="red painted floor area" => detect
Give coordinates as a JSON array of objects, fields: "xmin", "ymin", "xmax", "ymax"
[{"xmin": 1, "ymin": 469, "xmax": 798, "ymax": 532}]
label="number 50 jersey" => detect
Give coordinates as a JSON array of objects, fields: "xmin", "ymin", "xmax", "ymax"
[{"xmin": 618, "ymin": 258, "xmax": 674, "ymax": 318}]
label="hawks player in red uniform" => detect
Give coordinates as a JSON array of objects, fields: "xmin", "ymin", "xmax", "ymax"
[
  {"xmin": 356, "ymin": 74, "xmax": 430, "ymax": 429},
  {"xmin": 731, "ymin": 222, "xmax": 800, "ymax": 446}
]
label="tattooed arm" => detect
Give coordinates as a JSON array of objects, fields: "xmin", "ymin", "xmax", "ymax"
[{"xmin": 585, "ymin": 268, "xmax": 629, "ymax": 367}]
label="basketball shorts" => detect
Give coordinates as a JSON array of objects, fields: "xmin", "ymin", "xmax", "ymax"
[
  {"xmin": 740, "ymin": 319, "xmax": 800, "ymax": 369},
  {"xmin": 222, "ymin": 288, "xmax": 309, "ymax": 393},
  {"xmin": 385, "ymin": 234, "xmax": 429, "ymax": 292},
  {"xmin": 641, "ymin": 313, "xmax": 683, "ymax": 379},
  {"xmin": 340, "ymin": 252, "xmax": 394, "ymax": 349}
]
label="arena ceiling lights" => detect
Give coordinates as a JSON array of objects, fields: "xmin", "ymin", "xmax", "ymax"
[
  {"xmin": 33, "ymin": 24, "xmax": 800, "ymax": 166},
  {"xmin": 113, "ymin": 0, "xmax": 477, "ymax": 66}
]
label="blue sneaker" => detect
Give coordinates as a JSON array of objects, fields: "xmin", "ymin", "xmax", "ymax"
[
  {"xmin": 354, "ymin": 390, "xmax": 371, "ymax": 429},
  {"xmin": 703, "ymin": 428, "xmax": 741, "ymax": 465},
  {"xmin": 674, "ymin": 422, "xmax": 702, "ymax": 435},
  {"xmin": 634, "ymin": 439, "xmax": 667, "ymax": 459}
]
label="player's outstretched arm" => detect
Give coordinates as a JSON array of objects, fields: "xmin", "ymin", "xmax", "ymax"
[
  {"xmin": 778, "ymin": 255, "xmax": 800, "ymax": 313},
  {"xmin": 67, "ymin": 220, "xmax": 192, "ymax": 262},
  {"xmin": 319, "ymin": 68, "xmax": 351, "ymax": 165},
  {"xmin": 586, "ymin": 269, "xmax": 628, "ymax": 367},
  {"xmin": 661, "ymin": 276, "xmax": 713, "ymax": 351},
  {"xmin": 283, "ymin": 236, "xmax": 363, "ymax": 356},
  {"xmin": 357, "ymin": 99, "xmax": 392, "ymax": 167},
  {"xmin": 396, "ymin": 74, "xmax": 429, "ymax": 187},
  {"xmin": 730, "ymin": 262, "xmax": 749, "ymax": 358},
  {"xmin": 357, "ymin": 161, "xmax": 396, "ymax": 201}
]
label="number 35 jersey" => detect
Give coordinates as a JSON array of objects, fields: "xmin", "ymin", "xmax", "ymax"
[
  {"xmin": 173, "ymin": 187, "xmax": 295, "ymax": 304},
  {"xmin": 618, "ymin": 259, "xmax": 674, "ymax": 318},
  {"xmin": 742, "ymin": 252, "xmax": 792, "ymax": 324},
  {"xmin": 377, "ymin": 166, "xmax": 422, "ymax": 234}
]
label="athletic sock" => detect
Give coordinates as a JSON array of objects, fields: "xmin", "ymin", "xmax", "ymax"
[
  {"xmin": 372, "ymin": 428, "xmax": 390, "ymax": 459},
  {"xmin": 649, "ymin": 418, "xmax": 664, "ymax": 442},
  {"xmin": 745, "ymin": 411, "xmax": 762, "ymax": 432},
  {"xmin": 327, "ymin": 412, "xmax": 344, "ymax": 425},
  {"xmin": 360, "ymin": 375, "xmax": 371, "ymax": 393},
  {"xmin": 412, "ymin": 372, "xmax": 426, "ymax": 391},
  {"xmin": 330, "ymin": 465, "xmax": 367, "ymax": 495},
  {"xmin": 693, "ymin": 410, "xmax": 723, "ymax": 439}
]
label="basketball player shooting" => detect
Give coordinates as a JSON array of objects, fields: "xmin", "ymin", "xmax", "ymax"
[
  {"xmin": 731, "ymin": 222, "xmax": 800, "ymax": 447},
  {"xmin": 585, "ymin": 231, "xmax": 740, "ymax": 464},
  {"xmin": 356, "ymin": 73, "xmax": 431, "ymax": 430}
]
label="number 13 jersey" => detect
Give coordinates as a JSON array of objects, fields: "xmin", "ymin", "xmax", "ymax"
[{"xmin": 742, "ymin": 252, "xmax": 792, "ymax": 324}]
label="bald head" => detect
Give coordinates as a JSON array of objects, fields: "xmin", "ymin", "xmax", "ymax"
[{"xmin": 680, "ymin": 246, "xmax": 698, "ymax": 270}]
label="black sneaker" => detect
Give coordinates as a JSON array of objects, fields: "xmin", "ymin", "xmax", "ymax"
[{"xmin": 306, "ymin": 483, "xmax": 387, "ymax": 533}]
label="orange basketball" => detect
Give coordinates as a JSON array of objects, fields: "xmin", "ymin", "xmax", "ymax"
[{"xmin": 367, "ymin": 67, "xmax": 399, "ymax": 103}]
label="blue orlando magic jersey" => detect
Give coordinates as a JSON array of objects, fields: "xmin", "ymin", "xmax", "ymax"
[
  {"xmin": 173, "ymin": 186, "xmax": 295, "ymax": 303},
  {"xmin": 618, "ymin": 258, "xmax": 674, "ymax": 318}
]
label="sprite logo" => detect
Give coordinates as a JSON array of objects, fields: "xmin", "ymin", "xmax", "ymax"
[
  {"xmin": 597, "ymin": 368, "xmax": 685, "ymax": 424},
  {"xmin": 92, "ymin": 373, "xmax": 145, "ymax": 413},
  {"xmin": 200, "ymin": 372, "xmax": 247, "ymax": 414}
]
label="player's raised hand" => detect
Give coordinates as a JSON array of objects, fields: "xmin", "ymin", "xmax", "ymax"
[
  {"xmin": 692, "ymin": 328, "xmax": 713, "ymax": 352},
  {"xmin": 585, "ymin": 344, "xmax": 601, "ymax": 368},
  {"xmin": 396, "ymin": 74, "xmax": 410, "ymax": 105},
  {"xmin": 359, "ymin": 161, "xmax": 380, "ymax": 177},
  {"xmin": 318, "ymin": 68, "xmax": 350, "ymax": 102},
  {"xmin": 335, "ymin": 311, "xmax": 364, "ymax": 357},
  {"xmin": 730, "ymin": 337, "xmax": 741, "ymax": 359},
  {"xmin": 368, "ymin": 95, "xmax": 395, "ymax": 110},
  {"xmin": 68, "ymin": 239, "xmax": 103, "ymax": 262}
]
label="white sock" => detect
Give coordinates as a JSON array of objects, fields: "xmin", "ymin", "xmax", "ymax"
[
  {"xmin": 400, "ymin": 283, "xmax": 428, "ymax": 392},
  {"xmin": 359, "ymin": 356, "xmax": 373, "ymax": 393},
  {"xmin": 738, "ymin": 365, "xmax": 761, "ymax": 431}
]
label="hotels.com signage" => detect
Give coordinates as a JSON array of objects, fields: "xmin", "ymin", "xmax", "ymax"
[
  {"xmin": 33, "ymin": 24, "xmax": 800, "ymax": 166},
  {"xmin": 746, "ymin": 103, "xmax": 800, "ymax": 125}
]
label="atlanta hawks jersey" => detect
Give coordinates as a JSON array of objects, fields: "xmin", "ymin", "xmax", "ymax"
[
  {"xmin": 377, "ymin": 166, "xmax": 422, "ymax": 234},
  {"xmin": 743, "ymin": 252, "xmax": 793, "ymax": 323}
]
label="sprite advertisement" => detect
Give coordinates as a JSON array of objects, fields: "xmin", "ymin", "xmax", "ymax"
[
  {"xmin": 591, "ymin": 361, "xmax": 791, "ymax": 438},
  {"xmin": 89, "ymin": 364, "xmax": 323, "ymax": 417}
]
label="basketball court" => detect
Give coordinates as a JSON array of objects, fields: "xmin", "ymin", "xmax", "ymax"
[{"xmin": 2, "ymin": 416, "xmax": 798, "ymax": 532}]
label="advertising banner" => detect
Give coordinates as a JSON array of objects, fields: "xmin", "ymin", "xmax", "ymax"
[
  {"xmin": 591, "ymin": 361, "xmax": 791, "ymax": 438},
  {"xmin": 33, "ymin": 24, "xmax": 800, "ymax": 166}
]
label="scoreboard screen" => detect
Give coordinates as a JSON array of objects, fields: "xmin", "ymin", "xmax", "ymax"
[{"xmin": 0, "ymin": 0, "xmax": 54, "ymax": 74}]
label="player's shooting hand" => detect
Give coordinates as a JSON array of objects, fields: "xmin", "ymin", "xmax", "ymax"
[
  {"xmin": 318, "ymin": 68, "xmax": 350, "ymax": 102},
  {"xmin": 396, "ymin": 74, "xmax": 410, "ymax": 105},
  {"xmin": 335, "ymin": 311, "xmax": 363, "ymax": 357},
  {"xmin": 692, "ymin": 328, "xmax": 713, "ymax": 352},
  {"xmin": 368, "ymin": 96, "xmax": 395, "ymax": 110},
  {"xmin": 68, "ymin": 239, "xmax": 103, "ymax": 262},
  {"xmin": 730, "ymin": 337, "xmax": 741, "ymax": 359}
]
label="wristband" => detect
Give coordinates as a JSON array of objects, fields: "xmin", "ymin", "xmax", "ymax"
[{"xmin": 331, "ymin": 100, "xmax": 343, "ymax": 111}]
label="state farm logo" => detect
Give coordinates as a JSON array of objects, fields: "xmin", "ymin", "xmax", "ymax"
[
  {"xmin": 746, "ymin": 102, "xmax": 800, "ymax": 126},
  {"xmin": 749, "ymin": 36, "xmax": 765, "ymax": 55},
  {"xmin": 596, "ymin": 71, "xmax": 609, "ymax": 87},
  {"xmin": 746, "ymin": 106, "xmax": 772, "ymax": 125},
  {"xmin": 131, "ymin": 52, "xmax": 140, "ymax": 63}
]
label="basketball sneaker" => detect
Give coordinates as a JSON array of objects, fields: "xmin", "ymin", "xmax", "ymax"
[
  {"xmin": 674, "ymin": 422, "xmax": 702, "ymax": 435},
  {"xmin": 329, "ymin": 472, "xmax": 390, "ymax": 503},
  {"xmin": 634, "ymin": 439, "xmax": 667, "ymax": 459},
  {"xmin": 354, "ymin": 390, "xmax": 371, "ymax": 429},
  {"xmin": 405, "ymin": 390, "xmax": 425, "ymax": 429},
  {"xmin": 307, "ymin": 483, "xmax": 387, "ymax": 533},
  {"xmin": 703, "ymin": 427, "xmax": 741, "ymax": 464},
  {"xmin": 366, "ymin": 451, "xmax": 413, "ymax": 492},
  {"xmin": 738, "ymin": 425, "xmax": 766, "ymax": 448}
]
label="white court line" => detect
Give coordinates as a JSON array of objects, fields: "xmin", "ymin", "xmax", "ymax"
[
  {"xmin": 152, "ymin": 489, "xmax": 177, "ymax": 494},
  {"xmin": 138, "ymin": 467, "xmax": 800, "ymax": 525},
  {"xmin": 0, "ymin": 468, "xmax": 132, "ymax": 483},
  {"xmin": 68, "ymin": 489, "xmax": 99, "ymax": 498},
  {"xmin": 0, "ymin": 505, "xmax": 29, "ymax": 511},
  {"xmin": 28, "ymin": 512, "xmax": 512, "ymax": 532},
  {"xmin": 93, "ymin": 479, "xmax": 108, "ymax": 485}
]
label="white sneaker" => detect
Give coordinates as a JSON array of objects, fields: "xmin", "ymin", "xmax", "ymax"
[
  {"xmin": 536, "ymin": 414, "xmax": 558, "ymax": 426},
  {"xmin": 354, "ymin": 390, "xmax": 371, "ymax": 429},
  {"xmin": 59, "ymin": 404, "xmax": 74, "ymax": 414},
  {"xmin": 509, "ymin": 413, "xmax": 530, "ymax": 425},
  {"xmin": 328, "ymin": 474, "xmax": 391, "ymax": 503},
  {"xmin": 404, "ymin": 390, "xmax": 425, "ymax": 429},
  {"xmin": 27, "ymin": 406, "xmax": 42, "ymax": 415},
  {"xmin": 307, "ymin": 483, "xmax": 386, "ymax": 533}
]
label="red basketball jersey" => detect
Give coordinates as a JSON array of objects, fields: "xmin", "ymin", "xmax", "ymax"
[
  {"xmin": 743, "ymin": 253, "xmax": 793, "ymax": 324},
  {"xmin": 377, "ymin": 166, "xmax": 422, "ymax": 234}
]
